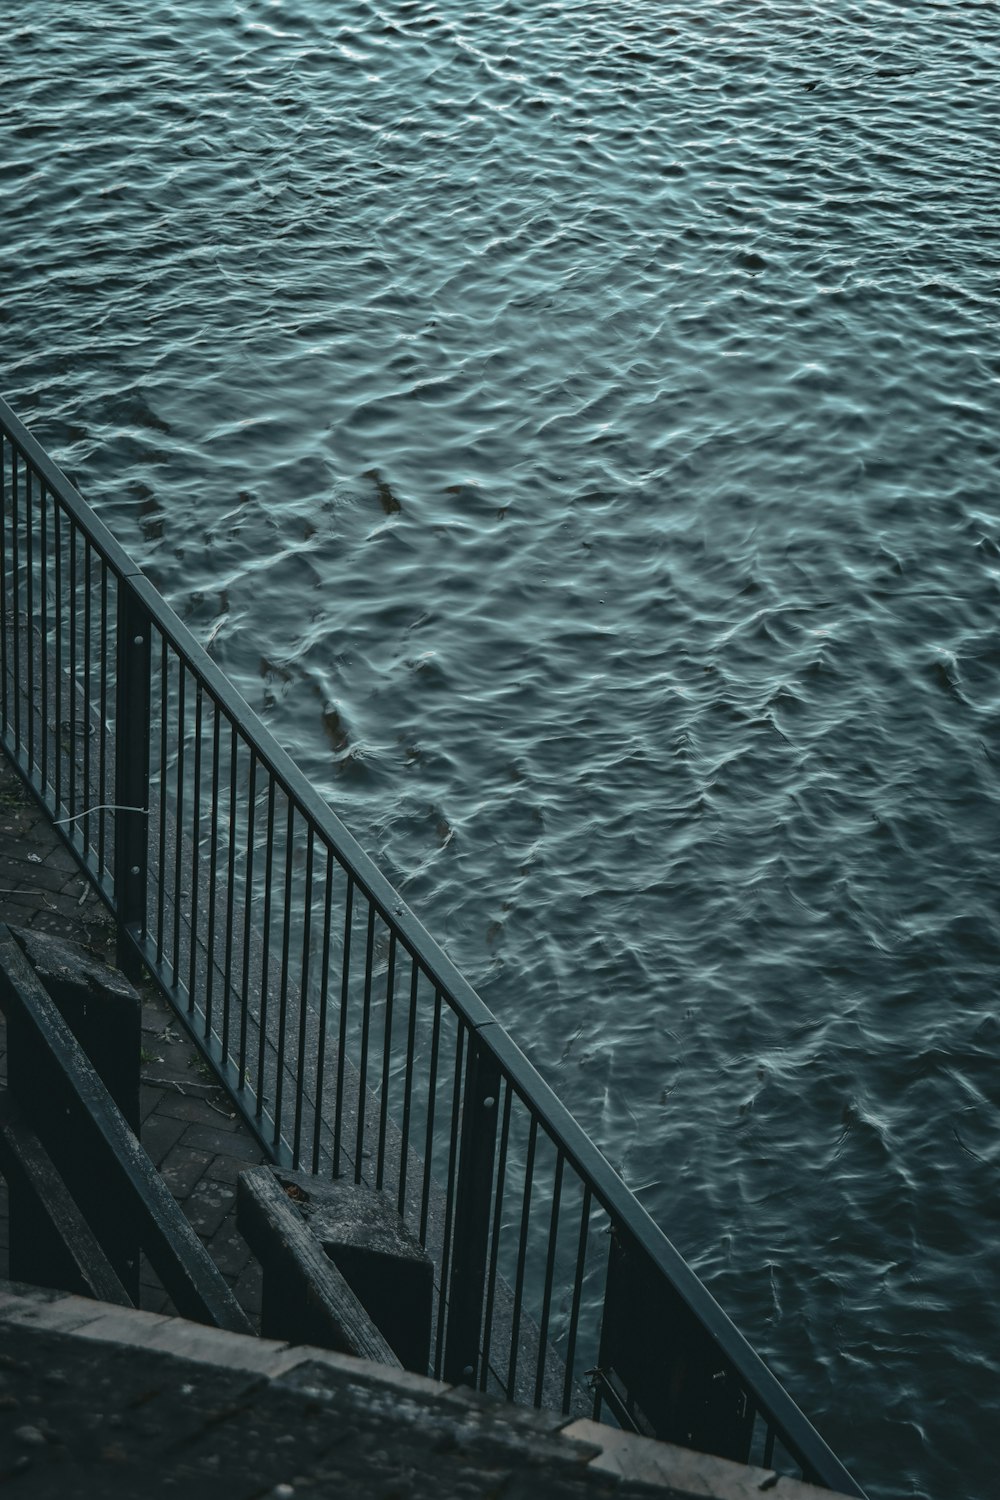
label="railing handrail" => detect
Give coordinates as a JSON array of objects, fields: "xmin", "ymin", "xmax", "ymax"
[{"xmin": 0, "ymin": 393, "xmax": 865, "ymax": 1497}]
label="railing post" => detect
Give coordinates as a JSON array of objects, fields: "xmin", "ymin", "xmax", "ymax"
[
  {"xmin": 114, "ymin": 582, "xmax": 151, "ymax": 983},
  {"xmin": 597, "ymin": 1222, "xmax": 755, "ymax": 1462},
  {"xmin": 443, "ymin": 1031, "xmax": 501, "ymax": 1386}
]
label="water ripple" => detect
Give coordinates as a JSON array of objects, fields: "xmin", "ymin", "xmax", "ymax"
[{"xmin": 3, "ymin": 4, "xmax": 1000, "ymax": 1496}]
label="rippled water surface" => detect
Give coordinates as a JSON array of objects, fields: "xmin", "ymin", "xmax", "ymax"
[{"xmin": 4, "ymin": 3, "xmax": 1000, "ymax": 1494}]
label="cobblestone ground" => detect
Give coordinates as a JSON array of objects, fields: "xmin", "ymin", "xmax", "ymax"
[{"xmin": 0, "ymin": 754, "xmax": 266, "ymax": 1322}]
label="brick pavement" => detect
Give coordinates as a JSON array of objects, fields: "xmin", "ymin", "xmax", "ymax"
[{"xmin": 0, "ymin": 753, "xmax": 267, "ymax": 1324}]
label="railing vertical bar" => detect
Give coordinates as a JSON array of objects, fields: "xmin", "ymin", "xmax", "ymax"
[
  {"xmin": 562, "ymin": 1183, "xmax": 592, "ymax": 1415},
  {"xmin": 52, "ymin": 500, "xmax": 62, "ymax": 811},
  {"xmin": 332, "ymin": 872, "xmax": 354, "ymax": 1180},
  {"xmin": 480, "ymin": 1080, "xmax": 513, "ymax": 1392},
  {"xmin": 10, "ymin": 445, "xmax": 21, "ymax": 752},
  {"xmin": 67, "ymin": 522, "xmax": 76, "ymax": 816},
  {"xmin": 97, "ymin": 565, "xmax": 108, "ymax": 875},
  {"xmin": 255, "ymin": 778, "xmax": 276, "ymax": 1121},
  {"xmin": 204, "ymin": 699, "xmax": 221, "ymax": 1039},
  {"xmin": 432, "ymin": 1018, "xmax": 467, "ymax": 1381},
  {"xmin": 238, "ymin": 750, "xmax": 258, "ymax": 1091},
  {"xmin": 534, "ymin": 1149, "xmax": 564, "ymax": 1406},
  {"xmin": 221, "ymin": 717, "xmax": 239, "ymax": 1067},
  {"xmin": 353, "ymin": 902, "xmax": 377, "ymax": 1185},
  {"xmin": 113, "ymin": 585, "xmax": 151, "ymax": 979},
  {"xmin": 292, "ymin": 821, "xmax": 315, "ymax": 1170},
  {"xmin": 375, "ymin": 930, "xmax": 396, "ymax": 1190},
  {"xmin": 186, "ymin": 682, "xmax": 204, "ymax": 1014},
  {"xmin": 171, "ymin": 665, "xmax": 186, "ymax": 986},
  {"xmin": 506, "ymin": 1115, "xmax": 538, "ymax": 1398},
  {"xmin": 81, "ymin": 540, "xmax": 92, "ymax": 853},
  {"xmin": 273, "ymin": 795, "xmax": 296, "ymax": 1152},
  {"xmin": 155, "ymin": 635, "xmax": 169, "ymax": 963},
  {"xmin": 397, "ymin": 956, "xmax": 420, "ymax": 1218},
  {"xmin": 443, "ymin": 1034, "xmax": 502, "ymax": 1386},
  {"xmin": 311, "ymin": 849, "xmax": 334, "ymax": 1175},
  {"xmin": 24, "ymin": 466, "xmax": 35, "ymax": 770},
  {"xmin": 419, "ymin": 986, "xmax": 443, "ymax": 1248},
  {"xmin": 764, "ymin": 1426, "xmax": 776, "ymax": 1469},
  {"xmin": 39, "ymin": 480, "xmax": 50, "ymax": 795}
]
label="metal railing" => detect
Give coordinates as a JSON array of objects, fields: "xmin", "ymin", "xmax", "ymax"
[{"xmin": 0, "ymin": 394, "xmax": 864, "ymax": 1496}]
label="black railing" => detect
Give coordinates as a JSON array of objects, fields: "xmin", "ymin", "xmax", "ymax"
[{"xmin": 0, "ymin": 394, "xmax": 864, "ymax": 1497}]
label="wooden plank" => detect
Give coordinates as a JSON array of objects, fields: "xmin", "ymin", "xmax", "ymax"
[
  {"xmin": 0, "ymin": 1089, "xmax": 133, "ymax": 1307},
  {"xmin": 237, "ymin": 1168, "xmax": 400, "ymax": 1368},
  {"xmin": 0, "ymin": 927, "xmax": 252, "ymax": 1336}
]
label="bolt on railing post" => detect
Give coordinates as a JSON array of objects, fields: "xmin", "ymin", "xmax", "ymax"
[
  {"xmin": 443, "ymin": 1032, "xmax": 501, "ymax": 1387},
  {"xmin": 114, "ymin": 582, "xmax": 151, "ymax": 984}
]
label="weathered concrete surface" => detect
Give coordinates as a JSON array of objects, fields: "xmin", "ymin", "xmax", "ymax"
[
  {"xmin": 237, "ymin": 1166, "xmax": 401, "ymax": 1366},
  {"xmin": 269, "ymin": 1168, "xmax": 435, "ymax": 1374},
  {"xmin": 0, "ymin": 1282, "xmax": 851, "ymax": 1500},
  {"xmin": 14, "ymin": 925, "xmax": 143, "ymax": 1132}
]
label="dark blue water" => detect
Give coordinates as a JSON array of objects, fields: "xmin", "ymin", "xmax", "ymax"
[{"xmin": 3, "ymin": 4, "xmax": 999, "ymax": 1495}]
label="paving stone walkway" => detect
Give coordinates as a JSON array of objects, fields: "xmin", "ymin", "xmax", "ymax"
[{"xmin": 0, "ymin": 753, "xmax": 267, "ymax": 1324}]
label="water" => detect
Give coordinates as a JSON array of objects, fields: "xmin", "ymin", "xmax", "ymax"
[{"xmin": 3, "ymin": 3, "xmax": 999, "ymax": 1494}]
